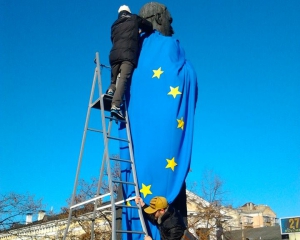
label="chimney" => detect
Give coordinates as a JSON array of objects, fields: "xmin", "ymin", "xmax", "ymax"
[
  {"xmin": 26, "ymin": 213, "xmax": 33, "ymax": 225},
  {"xmin": 249, "ymin": 202, "xmax": 253, "ymax": 210},
  {"xmin": 38, "ymin": 210, "xmax": 46, "ymax": 221}
]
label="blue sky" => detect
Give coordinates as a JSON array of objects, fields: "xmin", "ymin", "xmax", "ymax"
[{"xmin": 1, "ymin": 0, "xmax": 299, "ymax": 220}]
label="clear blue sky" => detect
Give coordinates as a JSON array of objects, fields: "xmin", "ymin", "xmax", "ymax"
[{"xmin": 1, "ymin": 0, "xmax": 299, "ymax": 220}]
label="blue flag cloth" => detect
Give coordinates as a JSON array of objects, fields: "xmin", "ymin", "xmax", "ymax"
[{"xmin": 118, "ymin": 30, "xmax": 198, "ymax": 240}]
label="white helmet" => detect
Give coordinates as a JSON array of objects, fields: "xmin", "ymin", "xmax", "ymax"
[{"xmin": 118, "ymin": 5, "xmax": 131, "ymax": 13}]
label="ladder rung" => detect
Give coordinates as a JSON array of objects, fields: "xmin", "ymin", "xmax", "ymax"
[
  {"xmin": 116, "ymin": 230, "xmax": 145, "ymax": 234},
  {"xmin": 105, "ymin": 115, "xmax": 127, "ymax": 122},
  {"xmin": 96, "ymin": 196, "xmax": 137, "ymax": 211},
  {"xmin": 116, "ymin": 204, "xmax": 139, "ymax": 209},
  {"xmin": 87, "ymin": 127, "xmax": 103, "ymax": 133},
  {"xmin": 112, "ymin": 180, "xmax": 136, "ymax": 186},
  {"xmin": 107, "ymin": 135, "xmax": 130, "ymax": 143},
  {"xmin": 110, "ymin": 156, "xmax": 132, "ymax": 163},
  {"xmin": 86, "ymin": 128, "xmax": 129, "ymax": 144},
  {"xmin": 70, "ymin": 193, "xmax": 111, "ymax": 209}
]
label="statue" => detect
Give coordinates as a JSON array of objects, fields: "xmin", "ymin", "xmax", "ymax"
[
  {"xmin": 117, "ymin": 2, "xmax": 198, "ymax": 239},
  {"xmin": 139, "ymin": 2, "xmax": 174, "ymax": 36}
]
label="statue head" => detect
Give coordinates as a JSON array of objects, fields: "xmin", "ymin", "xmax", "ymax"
[{"xmin": 139, "ymin": 2, "xmax": 174, "ymax": 36}]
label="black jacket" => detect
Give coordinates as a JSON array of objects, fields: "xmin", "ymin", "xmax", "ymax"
[
  {"xmin": 109, "ymin": 11, "xmax": 153, "ymax": 67},
  {"xmin": 143, "ymin": 205, "xmax": 186, "ymax": 240}
]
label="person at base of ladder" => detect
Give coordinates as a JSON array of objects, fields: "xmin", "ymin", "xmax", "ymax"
[
  {"xmin": 135, "ymin": 196, "xmax": 197, "ymax": 240},
  {"xmin": 107, "ymin": 5, "xmax": 153, "ymax": 120}
]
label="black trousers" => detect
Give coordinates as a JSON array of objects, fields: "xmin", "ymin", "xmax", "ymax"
[{"xmin": 109, "ymin": 61, "xmax": 134, "ymax": 108}]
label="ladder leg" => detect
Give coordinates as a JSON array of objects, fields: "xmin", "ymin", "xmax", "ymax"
[
  {"xmin": 63, "ymin": 67, "xmax": 98, "ymax": 240},
  {"xmin": 124, "ymin": 101, "xmax": 149, "ymax": 236},
  {"xmin": 116, "ymin": 183, "xmax": 123, "ymax": 240},
  {"xmin": 90, "ymin": 119, "xmax": 113, "ymax": 240},
  {"xmin": 95, "ymin": 52, "xmax": 117, "ymax": 240}
]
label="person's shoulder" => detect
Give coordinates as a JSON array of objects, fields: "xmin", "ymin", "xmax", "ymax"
[
  {"xmin": 130, "ymin": 14, "xmax": 142, "ymax": 21},
  {"xmin": 112, "ymin": 16, "xmax": 126, "ymax": 25},
  {"xmin": 168, "ymin": 205, "xmax": 185, "ymax": 220},
  {"xmin": 169, "ymin": 204, "xmax": 178, "ymax": 212},
  {"xmin": 130, "ymin": 13, "xmax": 141, "ymax": 17},
  {"xmin": 166, "ymin": 205, "xmax": 178, "ymax": 216},
  {"xmin": 112, "ymin": 18, "xmax": 120, "ymax": 26},
  {"xmin": 163, "ymin": 206, "xmax": 185, "ymax": 227}
]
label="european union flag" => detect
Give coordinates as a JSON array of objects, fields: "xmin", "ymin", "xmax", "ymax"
[{"xmin": 118, "ymin": 30, "xmax": 198, "ymax": 240}]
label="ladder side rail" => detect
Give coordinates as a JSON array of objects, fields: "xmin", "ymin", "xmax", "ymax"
[
  {"xmin": 90, "ymin": 120, "xmax": 113, "ymax": 240},
  {"xmin": 63, "ymin": 67, "xmax": 98, "ymax": 240},
  {"xmin": 98, "ymin": 108, "xmax": 118, "ymax": 238},
  {"xmin": 96, "ymin": 120, "xmax": 113, "ymax": 195},
  {"xmin": 91, "ymin": 52, "xmax": 107, "ymax": 240},
  {"xmin": 92, "ymin": 52, "xmax": 117, "ymax": 240},
  {"xmin": 124, "ymin": 104, "xmax": 149, "ymax": 236},
  {"xmin": 100, "ymin": 126, "xmax": 117, "ymax": 238}
]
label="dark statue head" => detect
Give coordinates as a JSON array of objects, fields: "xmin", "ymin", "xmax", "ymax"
[{"xmin": 139, "ymin": 2, "xmax": 174, "ymax": 36}]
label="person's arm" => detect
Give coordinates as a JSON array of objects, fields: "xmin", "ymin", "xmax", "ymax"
[
  {"xmin": 137, "ymin": 16, "xmax": 153, "ymax": 33},
  {"xmin": 135, "ymin": 197, "xmax": 145, "ymax": 207},
  {"xmin": 135, "ymin": 197, "xmax": 157, "ymax": 224}
]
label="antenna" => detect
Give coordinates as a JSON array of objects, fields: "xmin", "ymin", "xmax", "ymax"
[{"xmin": 50, "ymin": 206, "xmax": 53, "ymax": 214}]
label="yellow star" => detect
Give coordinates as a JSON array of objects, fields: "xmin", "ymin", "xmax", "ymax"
[
  {"xmin": 126, "ymin": 201, "xmax": 131, "ymax": 206},
  {"xmin": 168, "ymin": 86, "xmax": 182, "ymax": 98},
  {"xmin": 177, "ymin": 117, "xmax": 184, "ymax": 130},
  {"xmin": 166, "ymin": 157, "xmax": 178, "ymax": 171},
  {"xmin": 152, "ymin": 67, "xmax": 164, "ymax": 79},
  {"xmin": 140, "ymin": 183, "xmax": 152, "ymax": 198}
]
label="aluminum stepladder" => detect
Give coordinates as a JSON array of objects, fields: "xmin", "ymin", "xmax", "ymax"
[{"xmin": 63, "ymin": 52, "xmax": 148, "ymax": 240}]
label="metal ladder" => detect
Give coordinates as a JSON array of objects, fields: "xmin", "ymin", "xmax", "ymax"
[{"xmin": 63, "ymin": 52, "xmax": 148, "ymax": 240}]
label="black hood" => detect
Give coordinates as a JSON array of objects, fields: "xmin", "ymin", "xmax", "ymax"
[{"xmin": 118, "ymin": 10, "xmax": 131, "ymax": 18}]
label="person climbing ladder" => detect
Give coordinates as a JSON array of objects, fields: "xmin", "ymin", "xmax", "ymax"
[{"xmin": 107, "ymin": 5, "xmax": 153, "ymax": 120}]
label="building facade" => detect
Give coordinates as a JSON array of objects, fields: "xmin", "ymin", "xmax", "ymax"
[{"xmin": 0, "ymin": 193, "xmax": 279, "ymax": 240}]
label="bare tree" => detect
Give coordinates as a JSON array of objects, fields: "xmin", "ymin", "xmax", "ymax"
[
  {"xmin": 188, "ymin": 170, "xmax": 231, "ymax": 240},
  {"xmin": 0, "ymin": 192, "xmax": 44, "ymax": 232}
]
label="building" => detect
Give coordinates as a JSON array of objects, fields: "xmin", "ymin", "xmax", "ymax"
[
  {"xmin": 224, "ymin": 225, "xmax": 282, "ymax": 240},
  {"xmin": 186, "ymin": 194, "xmax": 279, "ymax": 240},
  {"xmin": 0, "ymin": 192, "xmax": 280, "ymax": 240},
  {"xmin": 238, "ymin": 202, "xmax": 278, "ymax": 229},
  {"xmin": 0, "ymin": 208, "xmax": 111, "ymax": 240}
]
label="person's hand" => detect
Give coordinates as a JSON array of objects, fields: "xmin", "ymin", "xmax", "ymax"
[
  {"xmin": 135, "ymin": 196, "xmax": 145, "ymax": 207},
  {"xmin": 144, "ymin": 235, "xmax": 152, "ymax": 240}
]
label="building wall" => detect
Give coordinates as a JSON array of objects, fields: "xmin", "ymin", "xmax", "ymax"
[
  {"xmin": 0, "ymin": 195, "xmax": 278, "ymax": 239},
  {"xmin": 0, "ymin": 216, "xmax": 110, "ymax": 240},
  {"xmin": 239, "ymin": 203, "xmax": 277, "ymax": 229}
]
